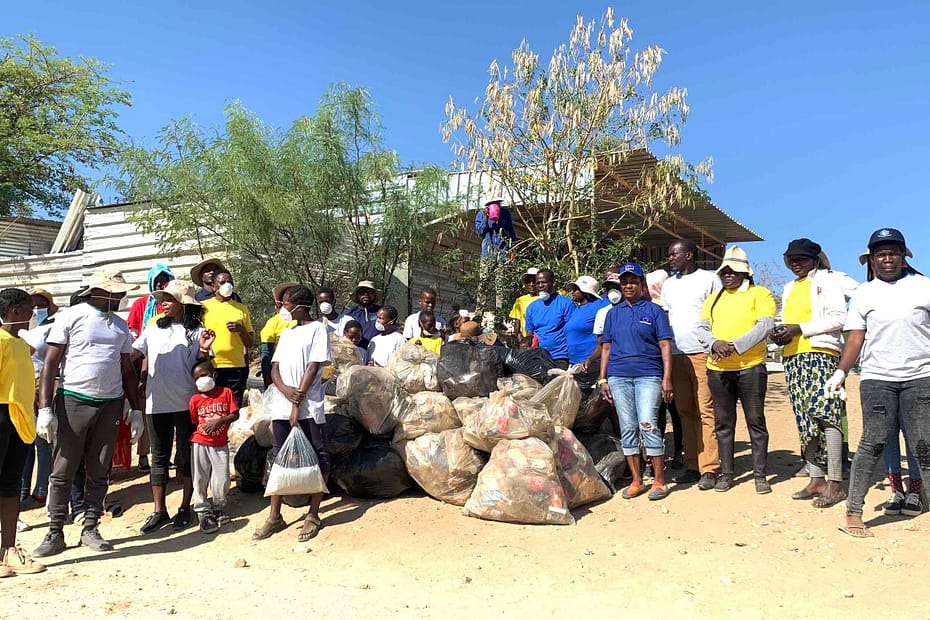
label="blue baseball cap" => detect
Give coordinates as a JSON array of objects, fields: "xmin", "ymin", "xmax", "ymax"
[{"xmin": 618, "ymin": 262, "xmax": 645, "ymax": 278}]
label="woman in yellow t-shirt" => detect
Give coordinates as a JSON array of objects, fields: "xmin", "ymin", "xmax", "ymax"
[
  {"xmin": 202, "ymin": 269, "xmax": 253, "ymax": 408},
  {"xmin": 696, "ymin": 246, "xmax": 775, "ymax": 494}
]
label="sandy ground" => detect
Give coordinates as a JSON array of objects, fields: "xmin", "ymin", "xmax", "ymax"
[{"xmin": 4, "ymin": 373, "xmax": 928, "ymax": 620}]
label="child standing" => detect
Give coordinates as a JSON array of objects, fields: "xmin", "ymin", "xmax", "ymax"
[
  {"xmin": 189, "ymin": 360, "xmax": 239, "ymax": 534},
  {"xmin": 343, "ymin": 320, "xmax": 369, "ymax": 365},
  {"xmin": 408, "ymin": 310, "xmax": 443, "ymax": 355},
  {"xmin": 366, "ymin": 306, "xmax": 406, "ymax": 367}
]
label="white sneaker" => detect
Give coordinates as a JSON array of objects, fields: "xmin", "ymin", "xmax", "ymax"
[
  {"xmin": 902, "ymin": 492, "xmax": 923, "ymax": 517},
  {"xmin": 16, "ymin": 518, "xmax": 31, "ymax": 532}
]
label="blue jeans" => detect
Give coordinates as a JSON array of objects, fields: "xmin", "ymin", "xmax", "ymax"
[
  {"xmin": 607, "ymin": 376, "xmax": 664, "ymax": 457},
  {"xmin": 882, "ymin": 408, "xmax": 922, "ymax": 480},
  {"xmin": 21, "ymin": 435, "xmax": 52, "ymax": 498}
]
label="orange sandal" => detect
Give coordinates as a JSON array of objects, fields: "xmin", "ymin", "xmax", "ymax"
[{"xmin": 621, "ymin": 481, "xmax": 646, "ymax": 499}]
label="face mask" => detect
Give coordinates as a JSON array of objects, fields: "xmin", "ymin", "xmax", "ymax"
[
  {"xmin": 195, "ymin": 376, "xmax": 216, "ymax": 393},
  {"xmin": 0, "ymin": 317, "xmax": 31, "ymax": 327},
  {"xmin": 34, "ymin": 308, "xmax": 49, "ymax": 324},
  {"xmin": 319, "ymin": 302, "xmax": 333, "ymax": 316},
  {"xmin": 421, "ymin": 327, "xmax": 436, "ymax": 337},
  {"xmin": 218, "ymin": 282, "xmax": 234, "ymax": 298},
  {"xmin": 90, "ymin": 295, "xmax": 121, "ymax": 312},
  {"xmin": 279, "ymin": 305, "xmax": 304, "ymax": 322},
  {"xmin": 607, "ymin": 289, "xmax": 623, "ymax": 305},
  {"xmin": 375, "ymin": 321, "xmax": 387, "ymax": 332},
  {"xmin": 537, "ymin": 291, "xmax": 551, "ymax": 301}
]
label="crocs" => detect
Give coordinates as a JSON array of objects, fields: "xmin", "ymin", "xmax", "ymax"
[{"xmin": 621, "ymin": 481, "xmax": 645, "ymax": 499}]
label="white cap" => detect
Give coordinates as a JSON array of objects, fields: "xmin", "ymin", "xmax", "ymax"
[{"xmin": 573, "ymin": 275, "xmax": 600, "ymax": 297}]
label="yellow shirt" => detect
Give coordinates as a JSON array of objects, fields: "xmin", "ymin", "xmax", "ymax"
[
  {"xmin": 202, "ymin": 298, "xmax": 254, "ymax": 368},
  {"xmin": 260, "ymin": 313, "xmax": 296, "ymax": 345},
  {"xmin": 701, "ymin": 284, "xmax": 776, "ymax": 371},
  {"xmin": 408, "ymin": 335, "xmax": 443, "ymax": 355},
  {"xmin": 509, "ymin": 294, "xmax": 538, "ymax": 335},
  {"xmin": 0, "ymin": 330, "xmax": 36, "ymax": 443},
  {"xmin": 782, "ymin": 277, "xmax": 837, "ymax": 358}
]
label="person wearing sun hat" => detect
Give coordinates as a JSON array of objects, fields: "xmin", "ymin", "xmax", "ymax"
[
  {"xmin": 564, "ymin": 275, "xmax": 609, "ymax": 371},
  {"xmin": 696, "ymin": 246, "xmax": 776, "ymax": 494},
  {"xmin": 33, "ymin": 270, "xmax": 144, "ymax": 557},
  {"xmin": 827, "ymin": 228, "xmax": 930, "ymax": 537},
  {"xmin": 771, "ymin": 238, "xmax": 848, "ymax": 509},
  {"xmin": 130, "ymin": 280, "xmax": 215, "ymax": 535},
  {"xmin": 191, "ymin": 257, "xmax": 241, "ymax": 303},
  {"xmin": 508, "ymin": 267, "xmax": 539, "ymax": 337},
  {"xmin": 346, "ymin": 280, "xmax": 382, "ymax": 347},
  {"xmin": 259, "ymin": 283, "xmax": 298, "ymax": 389}
]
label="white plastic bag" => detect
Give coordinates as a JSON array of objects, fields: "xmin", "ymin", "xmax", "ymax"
[{"xmin": 264, "ymin": 427, "xmax": 328, "ymax": 497}]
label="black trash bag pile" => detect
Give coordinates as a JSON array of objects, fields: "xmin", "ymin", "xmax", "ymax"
[
  {"xmin": 398, "ymin": 428, "xmax": 488, "ymax": 506},
  {"xmin": 325, "ymin": 408, "xmax": 366, "ymax": 458},
  {"xmin": 437, "ymin": 339, "xmax": 503, "ymax": 400},
  {"xmin": 572, "ymin": 389, "xmax": 613, "ymax": 435},
  {"xmin": 497, "ymin": 347, "xmax": 557, "ymax": 385},
  {"xmin": 331, "ymin": 437, "xmax": 415, "ymax": 499},
  {"xmin": 234, "ymin": 436, "xmax": 270, "ymax": 494}
]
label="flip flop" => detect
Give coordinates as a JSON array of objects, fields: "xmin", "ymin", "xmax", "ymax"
[
  {"xmin": 621, "ymin": 481, "xmax": 645, "ymax": 499},
  {"xmin": 813, "ymin": 491, "xmax": 847, "ymax": 509},
  {"xmin": 298, "ymin": 514, "xmax": 322, "ymax": 542},
  {"xmin": 838, "ymin": 524, "xmax": 874, "ymax": 538},
  {"xmin": 791, "ymin": 488, "xmax": 821, "ymax": 500}
]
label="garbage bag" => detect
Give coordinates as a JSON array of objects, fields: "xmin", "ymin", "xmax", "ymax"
[
  {"xmin": 498, "ymin": 347, "xmax": 557, "ymax": 385},
  {"xmin": 496, "ymin": 374, "xmax": 542, "ymax": 400},
  {"xmin": 572, "ymin": 389, "xmax": 613, "ymax": 435},
  {"xmin": 530, "ymin": 368, "xmax": 582, "ymax": 429},
  {"xmin": 331, "ymin": 437, "xmax": 415, "ymax": 499},
  {"xmin": 392, "ymin": 391, "xmax": 459, "ymax": 442},
  {"xmin": 387, "ymin": 342, "xmax": 440, "ymax": 393},
  {"xmin": 330, "ymin": 334, "xmax": 363, "ymax": 377},
  {"xmin": 462, "ymin": 390, "xmax": 554, "ymax": 453},
  {"xmin": 234, "ymin": 436, "xmax": 270, "ymax": 494},
  {"xmin": 335, "ymin": 365, "xmax": 397, "ymax": 435},
  {"xmin": 437, "ymin": 339, "xmax": 503, "ymax": 400},
  {"xmin": 252, "ymin": 417, "xmax": 274, "ymax": 449},
  {"xmin": 452, "ymin": 396, "xmax": 487, "ymax": 427},
  {"xmin": 325, "ymin": 411, "xmax": 365, "ymax": 458},
  {"xmin": 261, "ymin": 384, "xmax": 293, "ymax": 420},
  {"xmin": 552, "ymin": 428, "xmax": 612, "ymax": 507},
  {"xmin": 264, "ymin": 427, "xmax": 328, "ymax": 496},
  {"xmin": 463, "ymin": 437, "xmax": 574, "ymax": 525},
  {"xmin": 575, "ymin": 431, "xmax": 627, "ymax": 493},
  {"xmin": 399, "ymin": 428, "xmax": 488, "ymax": 506}
]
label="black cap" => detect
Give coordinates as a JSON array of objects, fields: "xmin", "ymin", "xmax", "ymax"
[
  {"xmin": 867, "ymin": 227, "xmax": 907, "ymax": 250},
  {"xmin": 783, "ymin": 238, "xmax": 822, "ymax": 258}
]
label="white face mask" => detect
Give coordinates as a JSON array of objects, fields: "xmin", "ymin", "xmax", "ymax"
[
  {"xmin": 537, "ymin": 291, "xmax": 551, "ymax": 301},
  {"xmin": 218, "ymin": 282, "xmax": 234, "ymax": 298},
  {"xmin": 319, "ymin": 302, "xmax": 333, "ymax": 316},
  {"xmin": 279, "ymin": 306, "xmax": 298, "ymax": 322},
  {"xmin": 375, "ymin": 321, "xmax": 387, "ymax": 332},
  {"xmin": 607, "ymin": 289, "xmax": 623, "ymax": 305},
  {"xmin": 195, "ymin": 376, "xmax": 216, "ymax": 393}
]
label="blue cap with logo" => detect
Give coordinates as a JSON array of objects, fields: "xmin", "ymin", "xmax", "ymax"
[
  {"xmin": 618, "ymin": 262, "xmax": 645, "ymax": 278},
  {"xmin": 859, "ymin": 227, "xmax": 913, "ymax": 265}
]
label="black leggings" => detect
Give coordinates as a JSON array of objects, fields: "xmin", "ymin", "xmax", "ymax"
[
  {"xmin": 147, "ymin": 412, "xmax": 193, "ymax": 486},
  {"xmin": 0, "ymin": 405, "xmax": 28, "ymax": 498}
]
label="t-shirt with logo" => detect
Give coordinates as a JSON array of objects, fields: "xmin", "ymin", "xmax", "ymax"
[
  {"xmin": 601, "ymin": 298, "xmax": 673, "ymax": 377},
  {"xmin": 189, "ymin": 386, "xmax": 239, "ymax": 447}
]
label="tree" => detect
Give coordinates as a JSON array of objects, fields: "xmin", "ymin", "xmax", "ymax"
[
  {"xmin": 442, "ymin": 8, "xmax": 711, "ymax": 286},
  {"xmin": 114, "ymin": 84, "xmax": 462, "ymax": 314},
  {"xmin": 0, "ymin": 34, "xmax": 130, "ymax": 216}
]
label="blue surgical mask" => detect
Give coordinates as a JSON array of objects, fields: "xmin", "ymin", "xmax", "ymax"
[{"xmin": 34, "ymin": 308, "xmax": 49, "ymax": 324}]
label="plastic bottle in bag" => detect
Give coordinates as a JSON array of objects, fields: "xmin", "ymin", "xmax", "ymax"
[
  {"xmin": 552, "ymin": 427, "xmax": 612, "ymax": 507},
  {"xmin": 462, "ymin": 390, "xmax": 554, "ymax": 453}
]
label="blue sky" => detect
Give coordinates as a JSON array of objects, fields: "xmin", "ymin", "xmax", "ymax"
[{"xmin": 7, "ymin": 1, "xmax": 930, "ymax": 286}]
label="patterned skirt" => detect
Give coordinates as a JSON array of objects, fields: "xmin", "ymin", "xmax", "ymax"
[{"xmin": 784, "ymin": 352, "xmax": 845, "ymax": 466}]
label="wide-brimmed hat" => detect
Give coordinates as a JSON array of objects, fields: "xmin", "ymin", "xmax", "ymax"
[
  {"xmin": 78, "ymin": 270, "xmax": 138, "ymax": 296},
  {"xmin": 29, "ymin": 288, "xmax": 59, "ymax": 314},
  {"xmin": 190, "ymin": 257, "xmax": 226, "ymax": 287},
  {"xmin": 717, "ymin": 246, "xmax": 754, "ymax": 276},
  {"xmin": 484, "ymin": 197, "xmax": 503, "ymax": 206},
  {"xmin": 858, "ymin": 228, "xmax": 913, "ymax": 265},
  {"xmin": 273, "ymin": 282, "xmax": 300, "ymax": 303},
  {"xmin": 152, "ymin": 280, "xmax": 200, "ymax": 306},
  {"xmin": 352, "ymin": 280, "xmax": 379, "ymax": 298},
  {"xmin": 573, "ymin": 275, "xmax": 600, "ymax": 297}
]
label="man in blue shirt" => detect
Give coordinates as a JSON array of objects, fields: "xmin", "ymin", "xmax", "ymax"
[
  {"xmin": 474, "ymin": 199, "xmax": 517, "ymax": 257},
  {"xmin": 523, "ymin": 268, "xmax": 574, "ymax": 368},
  {"xmin": 345, "ymin": 280, "xmax": 381, "ymax": 347}
]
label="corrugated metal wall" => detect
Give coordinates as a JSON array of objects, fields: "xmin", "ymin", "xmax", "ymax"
[{"xmin": 0, "ymin": 217, "xmax": 63, "ymax": 258}]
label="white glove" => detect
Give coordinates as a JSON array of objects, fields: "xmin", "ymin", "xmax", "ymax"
[
  {"xmin": 36, "ymin": 407, "xmax": 57, "ymax": 444},
  {"xmin": 129, "ymin": 410, "xmax": 145, "ymax": 444},
  {"xmin": 824, "ymin": 369, "xmax": 847, "ymax": 401}
]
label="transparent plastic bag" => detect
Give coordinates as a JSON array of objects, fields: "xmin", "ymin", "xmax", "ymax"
[
  {"xmin": 330, "ymin": 334, "xmax": 363, "ymax": 378},
  {"xmin": 552, "ymin": 428, "xmax": 612, "ymax": 508},
  {"xmin": 462, "ymin": 389, "xmax": 554, "ymax": 453},
  {"xmin": 264, "ymin": 427, "xmax": 328, "ymax": 497},
  {"xmin": 530, "ymin": 368, "xmax": 582, "ymax": 428},
  {"xmin": 463, "ymin": 437, "xmax": 574, "ymax": 525},
  {"xmin": 575, "ymin": 431, "xmax": 627, "ymax": 493},
  {"xmin": 261, "ymin": 384, "xmax": 294, "ymax": 419},
  {"xmin": 392, "ymin": 391, "xmax": 459, "ymax": 442},
  {"xmin": 452, "ymin": 396, "xmax": 487, "ymax": 427},
  {"xmin": 387, "ymin": 342, "xmax": 440, "ymax": 393},
  {"xmin": 335, "ymin": 365, "xmax": 397, "ymax": 435},
  {"xmin": 399, "ymin": 429, "xmax": 488, "ymax": 506},
  {"xmin": 496, "ymin": 374, "xmax": 542, "ymax": 400}
]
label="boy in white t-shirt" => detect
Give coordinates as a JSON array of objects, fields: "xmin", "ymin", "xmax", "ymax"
[
  {"xmin": 253, "ymin": 285, "xmax": 331, "ymax": 543},
  {"xmin": 402, "ymin": 288, "xmax": 447, "ymax": 338},
  {"xmin": 367, "ymin": 306, "xmax": 406, "ymax": 367}
]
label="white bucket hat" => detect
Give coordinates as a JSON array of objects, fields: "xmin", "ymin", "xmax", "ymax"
[{"xmin": 573, "ymin": 275, "xmax": 600, "ymax": 297}]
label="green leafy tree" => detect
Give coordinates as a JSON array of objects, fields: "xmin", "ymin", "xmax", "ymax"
[
  {"xmin": 114, "ymin": 84, "xmax": 461, "ymax": 314},
  {"xmin": 0, "ymin": 34, "xmax": 130, "ymax": 216}
]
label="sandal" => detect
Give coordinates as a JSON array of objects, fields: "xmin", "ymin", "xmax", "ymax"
[
  {"xmin": 791, "ymin": 487, "xmax": 821, "ymax": 500},
  {"xmin": 813, "ymin": 491, "xmax": 847, "ymax": 509},
  {"xmin": 838, "ymin": 524, "xmax": 873, "ymax": 538},
  {"xmin": 252, "ymin": 516, "xmax": 287, "ymax": 541},
  {"xmin": 298, "ymin": 514, "xmax": 322, "ymax": 542},
  {"xmin": 647, "ymin": 483, "xmax": 669, "ymax": 501},
  {"xmin": 621, "ymin": 481, "xmax": 645, "ymax": 499}
]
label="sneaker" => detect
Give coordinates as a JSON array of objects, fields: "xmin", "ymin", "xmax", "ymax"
[
  {"xmin": 643, "ymin": 464, "xmax": 655, "ymax": 480},
  {"xmin": 140, "ymin": 511, "xmax": 171, "ymax": 534},
  {"xmin": 138, "ymin": 455, "xmax": 150, "ymax": 473},
  {"xmin": 172, "ymin": 507, "xmax": 193, "ymax": 531},
  {"xmin": 199, "ymin": 514, "xmax": 220, "ymax": 534},
  {"xmin": 2, "ymin": 545, "xmax": 46, "ymax": 574},
  {"xmin": 883, "ymin": 491, "xmax": 905, "ymax": 516},
  {"xmin": 902, "ymin": 492, "xmax": 924, "ymax": 517},
  {"xmin": 32, "ymin": 530, "xmax": 67, "ymax": 558},
  {"xmin": 16, "ymin": 518, "xmax": 31, "ymax": 532},
  {"xmin": 214, "ymin": 510, "xmax": 231, "ymax": 525},
  {"xmin": 697, "ymin": 472, "xmax": 717, "ymax": 491},
  {"xmin": 20, "ymin": 495, "xmax": 45, "ymax": 511},
  {"xmin": 80, "ymin": 527, "xmax": 114, "ymax": 552},
  {"xmin": 675, "ymin": 469, "xmax": 701, "ymax": 484},
  {"xmin": 666, "ymin": 453, "xmax": 686, "ymax": 470},
  {"xmin": 714, "ymin": 474, "xmax": 735, "ymax": 493},
  {"xmin": 754, "ymin": 478, "xmax": 772, "ymax": 495}
]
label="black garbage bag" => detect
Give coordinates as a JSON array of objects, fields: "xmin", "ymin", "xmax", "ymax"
[
  {"xmin": 498, "ymin": 347, "xmax": 556, "ymax": 385},
  {"xmin": 325, "ymin": 412, "xmax": 365, "ymax": 458},
  {"xmin": 234, "ymin": 436, "xmax": 270, "ymax": 494},
  {"xmin": 574, "ymin": 431, "xmax": 627, "ymax": 493},
  {"xmin": 573, "ymin": 389, "xmax": 613, "ymax": 435},
  {"xmin": 437, "ymin": 339, "xmax": 503, "ymax": 400},
  {"xmin": 331, "ymin": 438, "xmax": 416, "ymax": 499}
]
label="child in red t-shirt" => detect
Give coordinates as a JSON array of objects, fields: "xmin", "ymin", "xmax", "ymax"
[{"xmin": 189, "ymin": 360, "xmax": 239, "ymax": 534}]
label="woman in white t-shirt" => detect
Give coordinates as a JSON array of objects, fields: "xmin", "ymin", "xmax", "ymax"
[
  {"xmin": 366, "ymin": 305, "xmax": 406, "ymax": 367},
  {"xmin": 253, "ymin": 285, "xmax": 331, "ymax": 543},
  {"xmin": 132, "ymin": 280, "xmax": 215, "ymax": 535},
  {"xmin": 826, "ymin": 228, "xmax": 930, "ymax": 538}
]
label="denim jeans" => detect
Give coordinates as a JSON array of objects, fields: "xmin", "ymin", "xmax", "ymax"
[
  {"xmin": 882, "ymin": 407, "xmax": 922, "ymax": 480},
  {"xmin": 607, "ymin": 376, "xmax": 664, "ymax": 457},
  {"xmin": 848, "ymin": 377, "xmax": 930, "ymax": 516},
  {"xmin": 707, "ymin": 365, "xmax": 769, "ymax": 478},
  {"xmin": 21, "ymin": 435, "xmax": 52, "ymax": 498}
]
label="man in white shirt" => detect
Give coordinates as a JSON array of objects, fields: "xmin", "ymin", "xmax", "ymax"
[
  {"xmin": 660, "ymin": 240, "xmax": 722, "ymax": 490},
  {"xmin": 402, "ymin": 287, "xmax": 447, "ymax": 338},
  {"xmin": 33, "ymin": 271, "xmax": 144, "ymax": 557}
]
